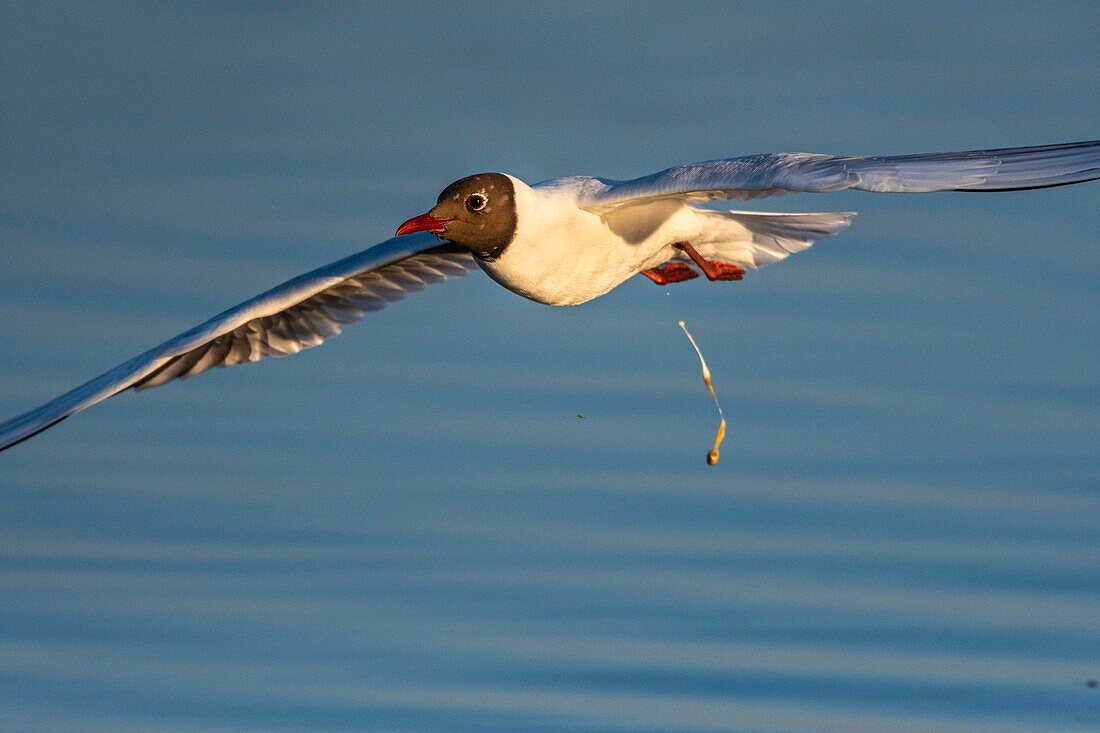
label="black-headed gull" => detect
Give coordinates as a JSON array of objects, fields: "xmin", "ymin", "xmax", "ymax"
[{"xmin": 2, "ymin": 140, "xmax": 1098, "ymax": 451}]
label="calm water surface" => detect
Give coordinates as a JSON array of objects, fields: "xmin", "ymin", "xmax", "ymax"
[{"xmin": 1, "ymin": 3, "xmax": 1098, "ymax": 731}]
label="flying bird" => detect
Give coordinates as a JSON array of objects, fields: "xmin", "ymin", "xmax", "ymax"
[{"xmin": 2, "ymin": 140, "xmax": 1098, "ymax": 451}]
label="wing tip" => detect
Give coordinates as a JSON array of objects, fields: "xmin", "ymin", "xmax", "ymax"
[{"xmin": 0, "ymin": 415, "xmax": 70, "ymax": 454}]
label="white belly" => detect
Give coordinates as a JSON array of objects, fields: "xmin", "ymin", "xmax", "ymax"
[{"xmin": 477, "ymin": 182, "xmax": 693, "ymax": 306}]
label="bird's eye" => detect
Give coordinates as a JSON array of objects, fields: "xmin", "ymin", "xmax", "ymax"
[{"xmin": 465, "ymin": 193, "xmax": 487, "ymax": 212}]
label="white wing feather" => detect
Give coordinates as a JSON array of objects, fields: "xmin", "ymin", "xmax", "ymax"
[
  {"xmin": 0, "ymin": 233, "xmax": 476, "ymax": 451},
  {"xmin": 558, "ymin": 140, "xmax": 1100, "ymax": 211}
]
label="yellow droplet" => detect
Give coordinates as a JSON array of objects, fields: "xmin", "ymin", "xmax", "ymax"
[{"xmin": 706, "ymin": 418, "xmax": 726, "ymax": 465}]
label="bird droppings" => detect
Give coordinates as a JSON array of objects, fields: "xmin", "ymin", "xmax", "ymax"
[{"xmin": 678, "ymin": 320, "xmax": 726, "ymax": 466}]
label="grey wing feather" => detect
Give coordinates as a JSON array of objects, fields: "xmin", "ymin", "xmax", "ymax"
[
  {"xmin": 575, "ymin": 140, "xmax": 1100, "ymax": 210},
  {"xmin": 0, "ymin": 234, "xmax": 476, "ymax": 451}
]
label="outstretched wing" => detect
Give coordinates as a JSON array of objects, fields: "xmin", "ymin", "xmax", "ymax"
[
  {"xmin": 569, "ymin": 140, "xmax": 1100, "ymax": 211},
  {"xmin": 0, "ymin": 233, "xmax": 476, "ymax": 452}
]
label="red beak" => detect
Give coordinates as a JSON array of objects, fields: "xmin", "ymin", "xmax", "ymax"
[{"xmin": 396, "ymin": 212, "xmax": 452, "ymax": 237}]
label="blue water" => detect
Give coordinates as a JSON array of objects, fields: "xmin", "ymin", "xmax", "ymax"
[{"xmin": 1, "ymin": 2, "xmax": 1098, "ymax": 731}]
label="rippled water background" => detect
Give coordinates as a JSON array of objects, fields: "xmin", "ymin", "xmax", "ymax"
[{"xmin": 1, "ymin": 3, "xmax": 1098, "ymax": 731}]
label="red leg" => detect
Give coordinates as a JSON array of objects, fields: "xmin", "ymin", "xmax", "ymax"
[
  {"xmin": 640, "ymin": 261, "xmax": 699, "ymax": 286},
  {"xmin": 674, "ymin": 242, "xmax": 746, "ymax": 281}
]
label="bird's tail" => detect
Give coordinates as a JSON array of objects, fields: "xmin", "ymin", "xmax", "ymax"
[{"xmin": 684, "ymin": 209, "xmax": 855, "ymax": 269}]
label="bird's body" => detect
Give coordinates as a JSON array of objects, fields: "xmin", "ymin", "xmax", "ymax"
[
  {"xmin": 474, "ymin": 175, "xmax": 852, "ymax": 305},
  {"xmin": 2, "ymin": 139, "xmax": 1099, "ymax": 452}
]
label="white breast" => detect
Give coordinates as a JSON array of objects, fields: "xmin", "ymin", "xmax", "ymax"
[{"xmin": 476, "ymin": 176, "xmax": 693, "ymax": 306}]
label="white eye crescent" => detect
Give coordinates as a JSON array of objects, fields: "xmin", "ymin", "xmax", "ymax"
[{"xmin": 465, "ymin": 193, "xmax": 487, "ymax": 212}]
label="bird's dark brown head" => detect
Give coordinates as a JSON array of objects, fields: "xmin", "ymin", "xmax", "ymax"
[{"xmin": 396, "ymin": 173, "xmax": 517, "ymax": 260}]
